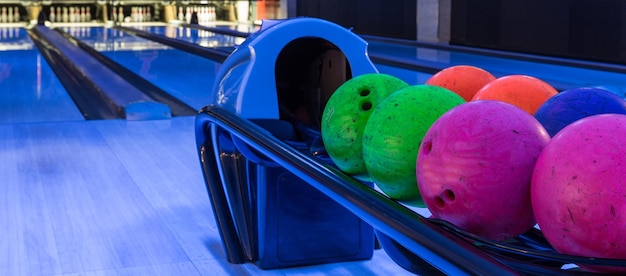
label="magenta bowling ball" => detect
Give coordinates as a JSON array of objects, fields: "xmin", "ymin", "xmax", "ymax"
[
  {"xmin": 417, "ymin": 101, "xmax": 550, "ymax": 241},
  {"xmin": 532, "ymin": 114, "xmax": 626, "ymax": 273}
]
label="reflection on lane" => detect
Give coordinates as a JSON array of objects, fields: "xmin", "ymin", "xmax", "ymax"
[
  {"xmin": 61, "ymin": 25, "xmax": 221, "ymax": 110},
  {"xmin": 0, "ymin": 26, "xmax": 33, "ymax": 51},
  {"xmin": 129, "ymin": 25, "xmax": 245, "ymax": 49},
  {"xmin": 161, "ymin": 25, "xmax": 245, "ymax": 48},
  {"xmin": 59, "ymin": 26, "xmax": 170, "ymax": 51},
  {"xmin": 375, "ymin": 63, "xmax": 434, "ymax": 86},
  {"xmin": 0, "ymin": 27, "xmax": 84, "ymax": 123}
]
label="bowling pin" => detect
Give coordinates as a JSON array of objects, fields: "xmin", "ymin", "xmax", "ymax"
[
  {"xmin": 118, "ymin": 7, "xmax": 124, "ymax": 23},
  {"xmin": 62, "ymin": 7, "xmax": 68, "ymax": 23},
  {"xmin": 1, "ymin": 7, "xmax": 6, "ymax": 23},
  {"xmin": 70, "ymin": 7, "xmax": 75, "ymax": 22},
  {"xmin": 178, "ymin": 7, "xmax": 184, "ymax": 21},
  {"xmin": 185, "ymin": 6, "xmax": 191, "ymax": 23},
  {"xmin": 49, "ymin": 7, "xmax": 56, "ymax": 22},
  {"xmin": 145, "ymin": 7, "xmax": 151, "ymax": 22},
  {"xmin": 7, "ymin": 7, "xmax": 13, "ymax": 23},
  {"xmin": 13, "ymin": 6, "xmax": 19, "ymax": 22},
  {"xmin": 80, "ymin": 7, "xmax": 85, "ymax": 22},
  {"xmin": 86, "ymin": 6, "xmax": 91, "ymax": 22}
]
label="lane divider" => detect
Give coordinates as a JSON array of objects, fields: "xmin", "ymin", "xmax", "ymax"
[
  {"xmin": 28, "ymin": 25, "xmax": 172, "ymax": 121},
  {"xmin": 54, "ymin": 28, "xmax": 197, "ymax": 117}
]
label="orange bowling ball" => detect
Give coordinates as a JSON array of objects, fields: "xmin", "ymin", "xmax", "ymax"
[
  {"xmin": 426, "ymin": 65, "xmax": 496, "ymax": 101},
  {"xmin": 472, "ymin": 75, "xmax": 558, "ymax": 114}
]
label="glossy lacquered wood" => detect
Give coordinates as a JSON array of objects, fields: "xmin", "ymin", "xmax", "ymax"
[{"xmin": 0, "ymin": 117, "xmax": 411, "ymax": 275}]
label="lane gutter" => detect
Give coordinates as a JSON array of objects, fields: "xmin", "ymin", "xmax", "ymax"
[{"xmin": 54, "ymin": 27, "xmax": 197, "ymax": 117}]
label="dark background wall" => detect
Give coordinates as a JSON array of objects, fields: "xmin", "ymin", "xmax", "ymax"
[
  {"xmin": 296, "ymin": 0, "xmax": 417, "ymax": 40},
  {"xmin": 450, "ymin": 0, "xmax": 626, "ymax": 64},
  {"xmin": 295, "ymin": 0, "xmax": 626, "ymax": 65}
]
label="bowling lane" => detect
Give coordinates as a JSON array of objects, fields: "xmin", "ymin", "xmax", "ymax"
[
  {"xmin": 60, "ymin": 26, "xmax": 223, "ymax": 111},
  {"xmin": 0, "ymin": 27, "xmax": 84, "ymax": 124},
  {"xmin": 145, "ymin": 25, "xmax": 245, "ymax": 49},
  {"xmin": 205, "ymin": 23, "xmax": 259, "ymax": 33},
  {"xmin": 117, "ymin": 25, "xmax": 438, "ymax": 88},
  {"xmin": 366, "ymin": 39, "xmax": 626, "ymax": 95},
  {"xmin": 375, "ymin": 63, "xmax": 434, "ymax": 86},
  {"xmin": 145, "ymin": 23, "xmax": 626, "ymax": 96},
  {"xmin": 124, "ymin": 22, "xmax": 626, "ymax": 96}
]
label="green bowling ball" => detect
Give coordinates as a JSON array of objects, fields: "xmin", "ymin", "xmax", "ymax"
[
  {"xmin": 362, "ymin": 85, "xmax": 465, "ymax": 206},
  {"xmin": 322, "ymin": 73, "xmax": 409, "ymax": 179}
]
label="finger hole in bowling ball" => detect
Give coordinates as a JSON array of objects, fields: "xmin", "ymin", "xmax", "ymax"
[
  {"xmin": 422, "ymin": 140, "xmax": 433, "ymax": 155},
  {"xmin": 359, "ymin": 88, "xmax": 371, "ymax": 97},
  {"xmin": 434, "ymin": 196, "xmax": 445, "ymax": 208},
  {"xmin": 434, "ymin": 189, "xmax": 455, "ymax": 209},
  {"xmin": 442, "ymin": 189, "xmax": 455, "ymax": 202},
  {"xmin": 361, "ymin": 101, "xmax": 372, "ymax": 111}
]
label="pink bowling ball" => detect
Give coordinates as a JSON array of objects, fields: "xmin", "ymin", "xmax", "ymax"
[
  {"xmin": 532, "ymin": 114, "xmax": 626, "ymax": 273},
  {"xmin": 417, "ymin": 101, "xmax": 550, "ymax": 241}
]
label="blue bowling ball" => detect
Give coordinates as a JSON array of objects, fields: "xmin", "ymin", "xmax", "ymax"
[{"xmin": 535, "ymin": 87, "xmax": 626, "ymax": 136}]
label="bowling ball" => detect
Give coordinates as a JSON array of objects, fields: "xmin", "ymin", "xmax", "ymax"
[
  {"xmin": 417, "ymin": 100, "xmax": 550, "ymax": 241},
  {"xmin": 534, "ymin": 87, "xmax": 626, "ymax": 136},
  {"xmin": 591, "ymin": 84, "xmax": 626, "ymax": 99},
  {"xmin": 321, "ymin": 73, "xmax": 409, "ymax": 178},
  {"xmin": 472, "ymin": 75, "xmax": 558, "ymax": 114},
  {"xmin": 425, "ymin": 65, "xmax": 496, "ymax": 101},
  {"xmin": 362, "ymin": 85, "xmax": 465, "ymax": 206},
  {"xmin": 532, "ymin": 114, "xmax": 626, "ymax": 273}
]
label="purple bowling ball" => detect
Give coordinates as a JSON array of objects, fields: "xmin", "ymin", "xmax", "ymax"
[
  {"xmin": 534, "ymin": 87, "xmax": 626, "ymax": 136},
  {"xmin": 417, "ymin": 100, "xmax": 550, "ymax": 241}
]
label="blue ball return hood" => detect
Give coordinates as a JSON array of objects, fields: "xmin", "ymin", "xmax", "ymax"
[{"xmin": 210, "ymin": 17, "xmax": 378, "ymax": 121}]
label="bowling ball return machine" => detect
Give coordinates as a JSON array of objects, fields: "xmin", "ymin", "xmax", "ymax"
[{"xmin": 195, "ymin": 18, "xmax": 626, "ymax": 274}]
